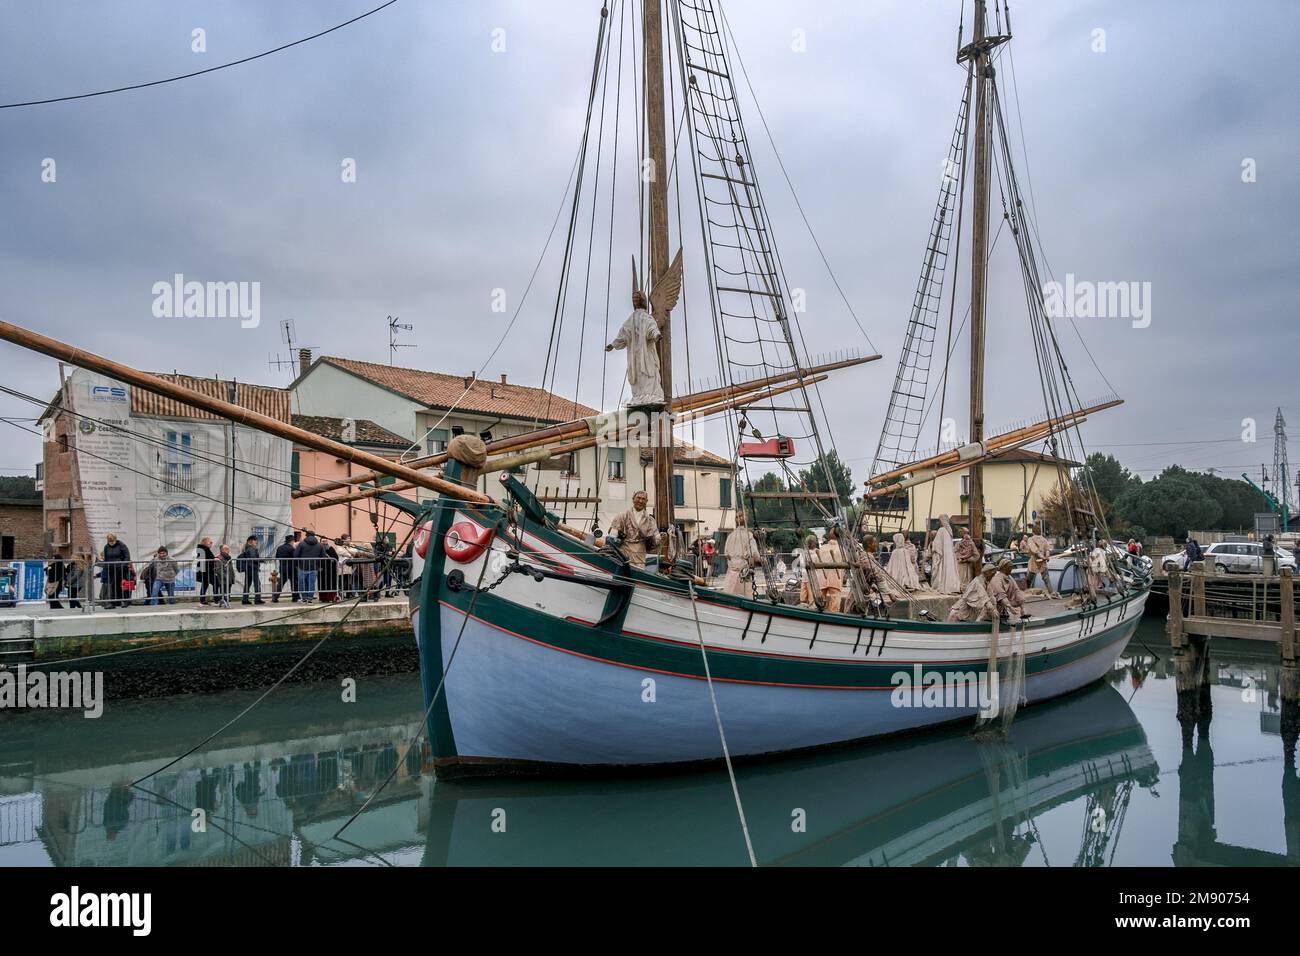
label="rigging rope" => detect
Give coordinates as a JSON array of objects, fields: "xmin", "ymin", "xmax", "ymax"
[{"xmin": 688, "ymin": 580, "xmax": 758, "ymax": 867}]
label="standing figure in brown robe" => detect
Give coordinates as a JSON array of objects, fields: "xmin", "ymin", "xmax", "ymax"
[
  {"xmin": 954, "ymin": 528, "xmax": 979, "ymax": 588},
  {"xmin": 606, "ymin": 491, "xmax": 660, "ymax": 569},
  {"xmin": 1022, "ymin": 524, "xmax": 1055, "ymax": 595},
  {"xmin": 814, "ymin": 529, "xmax": 846, "ymax": 612}
]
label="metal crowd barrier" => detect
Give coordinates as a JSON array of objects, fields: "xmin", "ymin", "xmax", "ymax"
[{"xmin": 38, "ymin": 552, "xmax": 414, "ymax": 613}]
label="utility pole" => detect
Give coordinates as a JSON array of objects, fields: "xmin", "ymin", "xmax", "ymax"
[
  {"xmin": 227, "ymin": 379, "xmax": 239, "ymax": 545},
  {"xmin": 1274, "ymin": 408, "xmax": 1291, "ymax": 528}
]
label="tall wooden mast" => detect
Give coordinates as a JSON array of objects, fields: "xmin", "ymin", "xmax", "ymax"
[
  {"xmin": 958, "ymin": 0, "xmax": 1007, "ymax": 542},
  {"xmin": 644, "ymin": 0, "xmax": 676, "ymax": 548}
]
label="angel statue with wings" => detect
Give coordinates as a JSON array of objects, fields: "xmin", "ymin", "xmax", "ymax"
[{"xmin": 606, "ymin": 250, "xmax": 682, "ymax": 408}]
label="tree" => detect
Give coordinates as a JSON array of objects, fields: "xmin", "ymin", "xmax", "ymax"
[
  {"xmin": 1039, "ymin": 480, "xmax": 1091, "ymax": 538},
  {"xmin": 798, "ymin": 450, "xmax": 854, "ymax": 504},
  {"xmin": 741, "ymin": 471, "xmax": 801, "ymax": 552},
  {"xmin": 1111, "ymin": 468, "xmax": 1223, "ymax": 539},
  {"xmin": 1080, "ymin": 453, "xmax": 1135, "ymax": 512},
  {"xmin": 0, "ymin": 475, "xmax": 38, "ymax": 500}
]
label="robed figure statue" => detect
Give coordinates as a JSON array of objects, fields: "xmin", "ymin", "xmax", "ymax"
[{"xmin": 607, "ymin": 250, "xmax": 682, "ymax": 409}]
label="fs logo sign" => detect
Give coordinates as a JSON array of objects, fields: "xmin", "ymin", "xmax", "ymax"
[{"xmin": 91, "ymin": 386, "xmax": 127, "ymax": 404}]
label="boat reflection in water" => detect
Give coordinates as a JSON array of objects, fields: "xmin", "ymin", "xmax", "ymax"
[
  {"xmin": 2, "ymin": 672, "xmax": 1167, "ymax": 867},
  {"xmin": 421, "ymin": 680, "xmax": 1158, "ymax": 867}
]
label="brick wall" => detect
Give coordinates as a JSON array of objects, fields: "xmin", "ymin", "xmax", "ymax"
[
  {"xmin": 0, "ymin": 500, "xmax": 45, "ymax": 559},
  {"xmin": 41, "ymin": 406, "xmax": 93, "ymax": 557}
]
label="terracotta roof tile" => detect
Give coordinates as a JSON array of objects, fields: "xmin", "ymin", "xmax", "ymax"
[
  {"xmin": 319, "ymin": 357, "xmax": 599, "ymax": 424},
  {"xmin": 638, "ymin": 438, "xmax": 733, "ymax": 469},
  {"xmin": 291, "ymin": 415, "xmax": 410, "ymax": 449},
  {"xmin": 133, "ymin": 375, "xmax": 291, "ymax": 423},
  {"xmin": 986, "ymin": 447, "xmax": 1082, "ymax": 468}
]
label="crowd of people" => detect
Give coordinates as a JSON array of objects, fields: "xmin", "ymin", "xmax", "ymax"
[{"xmin": 45, "ymin": 530, "xmax": 413, "ymax": 610}]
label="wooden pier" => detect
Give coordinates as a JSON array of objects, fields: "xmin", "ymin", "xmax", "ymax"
[
  {"xmin": 1167, "ymin": 564, "xmax": 1297, "ymax": 649},
  {"xmin": 1167, "ymin": 563, "xmax": 1300, "ymax": 758}
]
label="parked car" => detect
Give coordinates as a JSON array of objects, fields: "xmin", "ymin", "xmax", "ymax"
[{"xmin": 1161, "ymin": 541, "xmax": 1297, "ymax": 574}]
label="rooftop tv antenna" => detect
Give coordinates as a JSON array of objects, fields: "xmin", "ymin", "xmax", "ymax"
[
  {"xmin": 388, "ymin": 315, "xmax": 416, "ymax": 366},
  {"xmin": 269, "ymin": 320, "xmax": 314, "ymax": 377}
]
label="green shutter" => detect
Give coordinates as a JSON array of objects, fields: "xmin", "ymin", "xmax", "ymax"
[
  {"xmin": 719, "ymin": 477, "xmax": 732, "ymax": 508},
  {"xmin": 291, "ymin": 452, "xmax": 300, "ymax": 491},
  {"xmin": 673, "ymin": 474, "xmax": 685, "ymax": 506}
]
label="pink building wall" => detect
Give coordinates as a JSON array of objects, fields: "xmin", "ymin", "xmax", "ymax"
[{"xmin": 291, "ymin": 448, "xmax": 422, "ymax": 547}]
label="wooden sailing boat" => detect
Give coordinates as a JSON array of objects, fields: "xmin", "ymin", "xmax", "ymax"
[
  {"xmin": 0, "ymin": 0, "xmax": 1150, "ymax": 778},
  {"xmin": 384, "ymin": 0, "xmax": 1151, "ymax": 775}
]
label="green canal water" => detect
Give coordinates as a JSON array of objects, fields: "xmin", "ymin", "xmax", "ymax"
[{"xmin": 1, "ymin": 614, "xmax": 1296, "ymax": 867}]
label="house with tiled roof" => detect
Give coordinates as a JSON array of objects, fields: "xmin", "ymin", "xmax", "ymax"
[
  {"xmin": 899, "ymin": 446, "xmax": 1083, "ymax": 538},
  {"xmin": 290, "ymin": 353, "xmax": 737, "ymax": 539},
  {"xmin": 38, "ymin": 368, "xmax": 295, "ymax": 569}
]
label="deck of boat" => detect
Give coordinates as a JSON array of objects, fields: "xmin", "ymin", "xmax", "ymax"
[{"xmin": 890, "ymin": 588, "xmax": 1106, "ymax": 624}]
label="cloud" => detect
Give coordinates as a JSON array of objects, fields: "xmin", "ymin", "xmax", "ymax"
[{"xmin": 0, "ymin": 0, "xmax": 1296, "ymax": 485}]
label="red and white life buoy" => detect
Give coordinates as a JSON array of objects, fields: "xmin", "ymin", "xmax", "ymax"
[
  {"xmin": 414, "ymin": 521, "xmax": 434, "ymax": 559},
  {"xmin": 444, "ymin": 520, "xmax": 492, "ymax": 563}
]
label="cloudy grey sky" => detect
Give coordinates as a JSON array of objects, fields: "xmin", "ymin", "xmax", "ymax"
[{"xmin": 1, "ymin": 0, "xmax": 1296, "ymax": 490}]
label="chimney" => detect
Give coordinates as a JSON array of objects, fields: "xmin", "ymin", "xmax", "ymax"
[
  {"xmin": 298, "ymin": 348, "xmax": 313, "ymax": 378},
  {"xmin": 464, "ymin": 375, "xmax": 474, "ymax": 389},
  {"xmin": 500, "ymin": 373, "xmax": 508, "ymax": 385}
]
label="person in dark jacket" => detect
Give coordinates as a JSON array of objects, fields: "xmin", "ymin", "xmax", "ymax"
[
  {"xmin": 273, "ymin": 534, "xmax": 298, "ymax": 603},
  {"xmin": 238, "ymin": 535, "xmax": 265, "ymax": 605},
  {"xmin": 373, "ymin": 535, "xmax": 394, "ymax": 599},
  {"xmin": 1183, "ymin": 536, "xmax": 1203, "ymax": 571},
  {"xmin": 196, "ymin": 537, "xmax": 217, "ymax": 605},
  {"xmin": 320, "ymin": 538, "xmax": 340, "ymax": 603},
  {"xmin": 138, "ymin": 557, "xmax": 156, "ymax": 603},
  {"xmin": 66, "ymin": 557, "xmax": 85, "ymax": 609},
  {"xmin": 101, "ymin": 534, "xmax": 133, "ymax": 608},
  {"xmin": 296, "ymin": 532, "xmax": 325, "ymax": 603},
  {"xmin": 46, "ymin": 556, "xmax": 67, "ymax": 609}
]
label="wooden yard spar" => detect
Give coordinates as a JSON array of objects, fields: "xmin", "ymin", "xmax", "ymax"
[{"xmin": 0, "ymin": 320, "xmax": 489, "ymax": 504}]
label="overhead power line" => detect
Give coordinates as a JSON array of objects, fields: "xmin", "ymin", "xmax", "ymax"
[{"xmin": 0, "ymin": 0, "xmax": 399, "ymax": 111}]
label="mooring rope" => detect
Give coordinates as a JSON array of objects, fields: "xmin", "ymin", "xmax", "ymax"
[
  {"xmin": 332, "ymin": 516, "xmax": 507, "ymax": 842},
  {"xmin": 687, "ymin": 581, "xmax": 757, "ymax": 867},
  {"xmin": 132, "ymin": 510, "xmax": 419, "ymax": 786}
]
